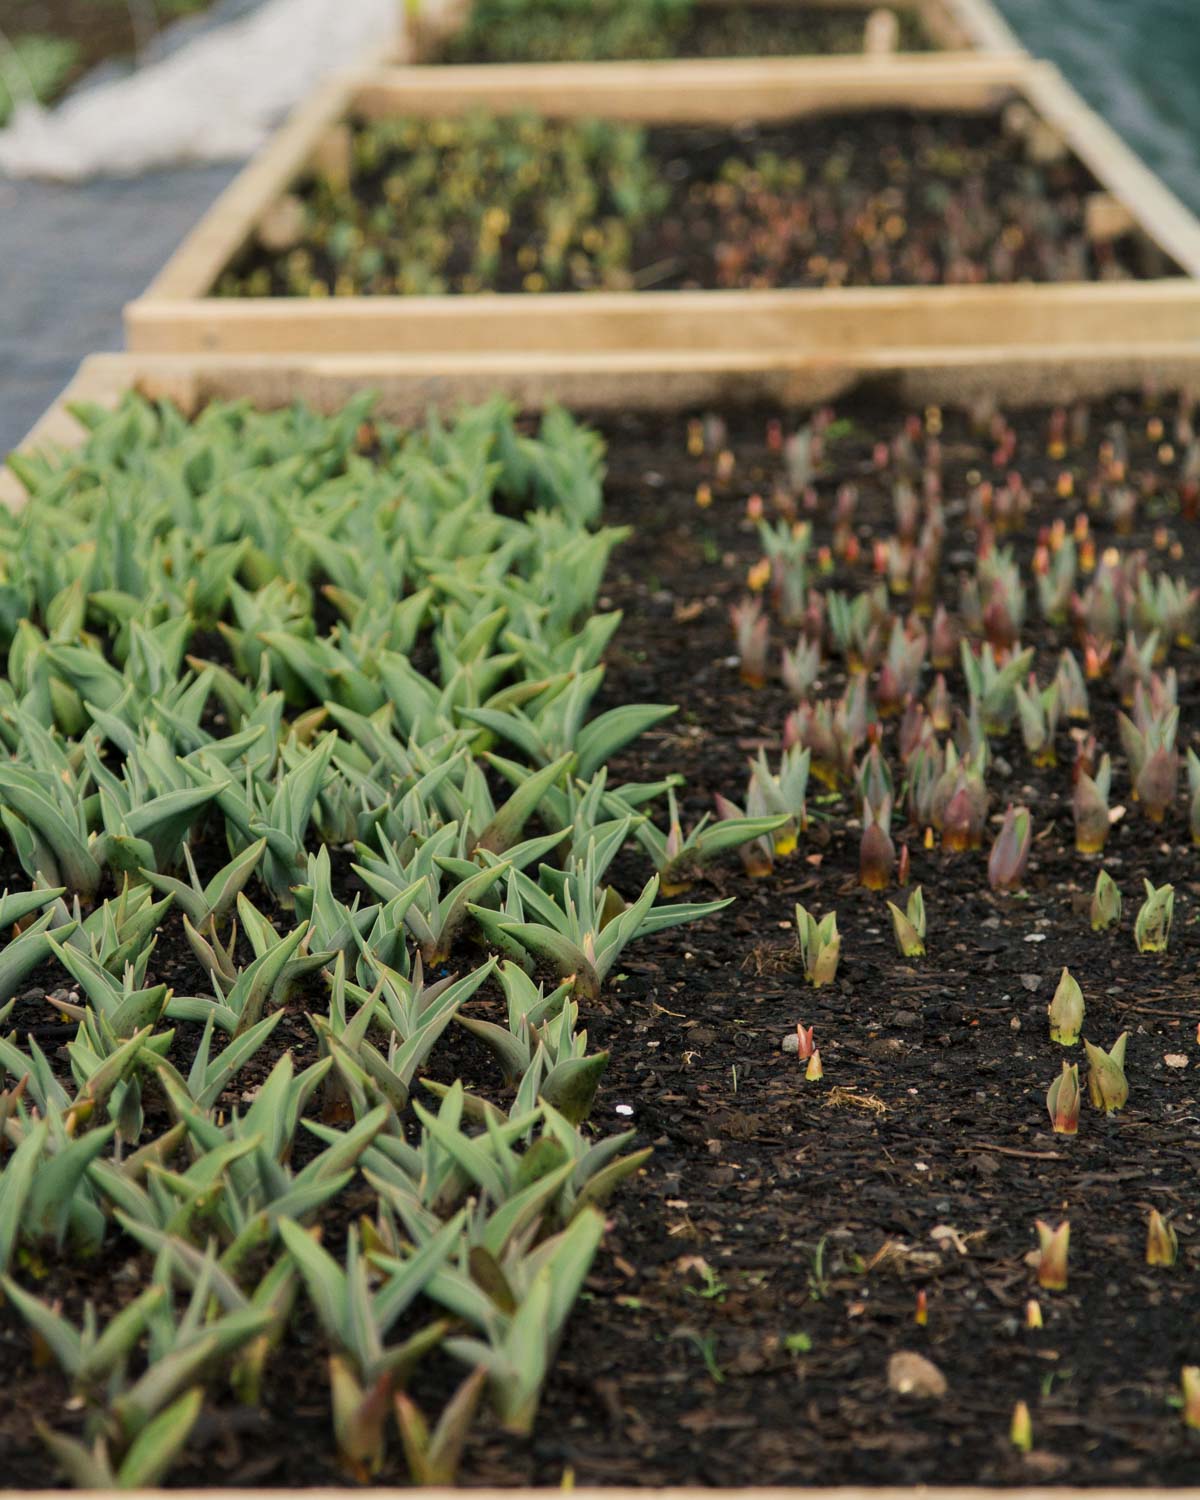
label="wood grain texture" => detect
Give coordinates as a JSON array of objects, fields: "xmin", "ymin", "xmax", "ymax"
[{"xmin": 12, "ymin": 345, "xmax": 1200, "ymax": 515}]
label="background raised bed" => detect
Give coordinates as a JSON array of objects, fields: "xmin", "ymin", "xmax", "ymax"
[{"xmin": 122, "ymin": 57, "xmax": 1200, "ymax": 360}]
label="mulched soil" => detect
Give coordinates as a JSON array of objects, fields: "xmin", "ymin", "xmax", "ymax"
[
  {"xmin": 224, "ymin": 111, "xmax": 1176, "ymax": 299},
  {"xmin": 431, "ymin": 2, "xmax": 934, "ymax": 63},
  {"xmin": 3, "ymin": 391, "xmax": 1200, "ymax": 1486}
]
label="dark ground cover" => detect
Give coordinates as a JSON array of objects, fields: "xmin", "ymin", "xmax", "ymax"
[
  {"xmin": 2, "ymin": 390, "xmax": 1200, "ymax": 1486},
  {"xmin": 221, "ymin": 110, "xmax": 1176, "ymax": 301}
]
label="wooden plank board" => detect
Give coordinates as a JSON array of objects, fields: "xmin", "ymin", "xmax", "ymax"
[
  {"xmin": 124, "ymin": 53, "xmax": 1200, "ymax": 360},
  {"xmin": 126, "ymin": 280, "xmax": 1200, "ymax": 357},
  {"xmin": 12, "ymin": 343, "xmax": 1200, "ymax": 517},
  {"xmin": 351, "ymin": 54, "xmax": 1023, "ymax": 120}
]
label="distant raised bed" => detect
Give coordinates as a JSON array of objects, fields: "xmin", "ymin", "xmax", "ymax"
[
  {"xmin": 124, "ymin": 56, "xmax": 1200, "ymax": 363},
  {"xmin": 404, "ymin": 0, "xmax": 1022, "ymax": 62}
]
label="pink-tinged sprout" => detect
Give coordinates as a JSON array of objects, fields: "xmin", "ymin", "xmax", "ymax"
[
  {"xmin": 1046, "ymin": 1062, "xmax": 1081, "ymax": 1135},
  {"xmin": 1025, "ymin": 1299, "xmax": 1043, "ymax": 1331},
  {"xmin": 1083, "ymin": 1032, "xmax": 1129, "ymax": 1114},
  {"xmin": 730, "ymin": 598, "xmax": 770, "ymax": 689},
  {"xmin": 859, "ymin": 796, "xmax": 896, "ymax": 892},
  {"xmin": 1073, "ymin": 756, "xmax": 1113, "ymax": 855},
  {"xmin": 1010, "ymin": 1401, "xmax": 1033, "ymax": 1454},
  {"xmin": 893, "ymin": 478, "xmax": 920, "ymax": 543},
  {"xmin": 887, "ymin": 885, "xmax": 925, "ymax": 958},
  {"xmin": 781, "ymin": 635, "xmax": 821, "ymax": 703},
  {"xmin": 746, "ymin": 492, "xmax": 764, "ymax": 521},
  {"xmin": 1136, "ymin": 743, "xmax": 1178, "ymax": 824},
  {"xmin": 929, "ymin": 605, "xmax": 958, "ymax": 670},
  {"xmin": 905, "ymin": 742, "xmax": 939, "ymax": 833},
  {"xmin": 876, "ymin": 619, "xmax": 926, "ymax": 717},
  {"xmin": 1055, "ymin": 649, "xmax": 1090, "ymax": 721},
  {"xmin": 805, "ymin": 1049, "xmax": 824, "ymax": 1082},
  {"xmin": 1082, "ymin": 634, "xmax": 1112, "ymax": 680},
  {"xmin": 1146, "ymin": 1209, "xmax": 1178, "ymax": 1268},
  {"xmin": 1182, "ymin": 1368, "xmax": 1200, "ymax": 1430},
  {"xmin": 1073, "ymin": 732, "xmax": 1099, "ymax": 783},
  {"xmin": 1090, "ymin": 869, "xmax": 1122, "ymax": 932},
  {"xmin": 897, "ymin": 843, "xmax": 910, "ymax": 888},
  {"xmin": 899, "ymin": 699, "xmax": 929, "ymax": 765},
  {"xmin": 1113, "ymin": 631, "xmax": 1158, "ymax": 708},
  {"xmin": 785, "ymin": 702, "xmax": 841, "ymax": 790},
  {"xmin": 914, "ymin": 1289, "xmax": 928, "ymax": 1327},
  {"xmin": 1015, "ymin": 676, "xmax": 1060, "ymax": 768},
  {"xmin": 795, "ymin": 1024, "xmax": 815, "ymax": 1061},
  {"xmin": 855, "ymin": 742, "xmax": 893, "ymax": 815},
  {"xmin": 1134, "ymin": 879, "xmax": 1174, "ymax": 953},
  {"xmin": 1047, "ymin": 968, "xmax": 1085, "ymax": 1046},
  {"xmin": 1035, "ymin": 1220, "xmax": 1070, "ymax": 1291},
  {"xmin": 1187, "ymin": 748, "xmax": 1200, "ymax": 845},
  {"xmin": 941, "ymin": 770, "xmax": 988, "ymax": 854},
  {"xmin": 926, "ymin": 674, "xmax": 951, "ymax": 732},
  {"xmin": 988, "ymin": 805, "xmax": 1032, "ymax": 892},
  {"xmin": 795, "ymin": 903, "xmax": 840, "ymax": 987}
]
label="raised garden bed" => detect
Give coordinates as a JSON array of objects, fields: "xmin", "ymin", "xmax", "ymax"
[
  {"xmin": 403, "ymin": 0, "xmax": 1023, "ymax": 63},
  {"xmin": 123, "ymin": 57, "xmax": 1200, "ymax": 359},
  {"xmin": 5, "ymin": 348, "xmax": 1200, "ymax": 1487}
]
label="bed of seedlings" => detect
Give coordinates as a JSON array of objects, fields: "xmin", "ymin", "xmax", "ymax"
[
  {"xmin": 426, "ymin": 0, "xmax": 933, "ymax": 65},
  {"xmin": 217, "ymin": 110, "xmax": 1170, "ymax": 300},
  {"xmin": 5, "ymin": 381, "xmax": 1200, "ymax": 1489},
  {"xmin": 0, "ymin": 393, "xmax": 793, "ymax": 1489},
  {"xmin": 436, "ymin": 386, "xmax": 1200, "ymax": 1489}
]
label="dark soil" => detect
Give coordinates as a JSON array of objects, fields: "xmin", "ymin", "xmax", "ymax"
[
  {"xmin": 4, "ymin": 391, "xmax": 1200, "ymax": 1486},
  {"xmin": 223, "ymin": 111, "xmax": 1177, "ymax": 299},
  {"xmin": 432, "ymin": 2, "xmax": 934, "ymax": 63}
]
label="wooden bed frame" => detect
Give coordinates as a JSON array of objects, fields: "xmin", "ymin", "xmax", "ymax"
[{"xmin": 123, "ymin": 55, "xmax": 1200, "ymax": 361}]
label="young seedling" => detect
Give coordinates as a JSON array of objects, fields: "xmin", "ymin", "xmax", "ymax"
[
  {"xmin": 794, "ymin": 904, "xmax": 840, "ymax": 987},
  {"xmin": 1045, "ymin": 1062, "xmax": 1081, "ymax": 1135},
  {"xmin": 805, "ymin": 1050, "xmax": 824, "ymax": 1083},
  {"xmin": 1090, "ymin": 869, "xmax": 1122, "ymax": 931},
  {"xmin": 988, "ymin": 805, "xmax": 1032, "ymax": 892},
  {"xmin": 1034, "ymin": 1220, "xmax": 1070, "ymax": 1291},
  {"xmin": 1010, "ymin": 1400, "xmax": 1033, "ymax": 1453},
  {"xmin": 1046, "ymin": 968, "xmax": 1084, "ymax": 1045},
  {"xmin": 1073, "ymin": 756, "xmax": 1114, "ymax": 854},
  {"xmin": 887, "ymin": 886, "xmax": 925, "ymax": 958},
  {"xmin": 1084, "ymin": 1032, "xmax": 1129, "ymax": 1114},
  {"xmin": 1134, "ymin": 879, "xmax": 1174, "ymax": 952},
  {"xmin": 1182, "ymin": 1367, "xmax": 1200, "ymax": 1429},
  {"xmin": 1146, "ymin": 1209, "xmax": 1178, "ymax": 1267},
  {"xmin": 730, "ymin": 598, "xmax": 769, "ymax": 688},
  {"xmin": 858, "ymin": 795, "xmax": 895, "ymax": 891}
]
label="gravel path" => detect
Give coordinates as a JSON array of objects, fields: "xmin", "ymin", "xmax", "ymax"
[{"xmin": 0, "ymin": 165, "xmax": 237, "ymax": 450}]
